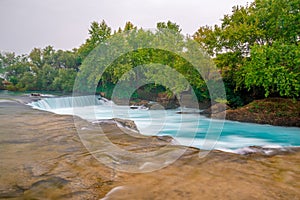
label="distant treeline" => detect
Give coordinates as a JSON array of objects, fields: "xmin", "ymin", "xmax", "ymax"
[{"xmin": 0, "ymin": 0, "xmax": 299, "ymax": 107}]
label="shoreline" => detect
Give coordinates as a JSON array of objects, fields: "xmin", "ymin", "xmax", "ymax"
[
  {"xmin": 3, "ymin": 89, "xmax": 298, "ymax": 127},
  {"xmin": 2, "ymin": 93, "xmax": 300, "ymax": 155}
]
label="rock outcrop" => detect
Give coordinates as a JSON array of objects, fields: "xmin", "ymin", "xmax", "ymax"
[
  {"xmin": 201, "ymin": 103, "xmax": 230, "ymax": 115},
  {"xmin": 1, "ymin": 99, "xmax": 300, "ymax": 199},
  {"xmin": 112, "ymin": 118, "xmax": 139, "ymax": 132}
]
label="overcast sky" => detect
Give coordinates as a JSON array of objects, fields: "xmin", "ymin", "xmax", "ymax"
[{"xmin": 0, "ymin": 0, "xmax": 252, "ymax": 55}]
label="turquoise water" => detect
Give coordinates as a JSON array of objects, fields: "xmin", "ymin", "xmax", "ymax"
[{"xmin": 29, "ymin": 95, "xmax": 300, "ymax": 153}]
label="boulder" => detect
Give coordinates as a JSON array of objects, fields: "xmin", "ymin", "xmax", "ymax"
[
  {"xmin": 155, "ymin": 93, "xmax": 180, "ymax": 109},
  {"xmin": 148, "ymin": 103, "xmax": 164, "ymax": 110},
  {"xmin": 201, "ymin": 103, "xmax": 230, "ymax": 115}
]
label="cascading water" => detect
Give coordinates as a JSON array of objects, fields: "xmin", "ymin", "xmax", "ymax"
[
  {"xmin": 28, "ymin": 96, "xmax": 300, "ymax": 154},
  {"xmin": 30, "ymin": 95, "xmax": 113, "ymax": 110}
]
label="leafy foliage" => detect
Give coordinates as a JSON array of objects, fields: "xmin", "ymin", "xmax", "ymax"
[
  {"xmin": 243, "ymin": 42, "xmax": 300, "ymax": 97},
  {"xmin": 1, "ymin": 0, "xmax": 299, "ymax": 106},
  {"xmin": 76, "ymin": 22, "xmax": 218, "ymax": 101},
  {"xmin": 194, "ymin": 0, "xmax": 300, "ymax": 100},
  {"xmin": 1, "ymin": 46, "xmax": 80, "ymax": 92}
]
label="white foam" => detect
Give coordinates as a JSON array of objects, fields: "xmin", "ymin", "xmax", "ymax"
[{"xmin": 39, "ymin": 94, "xmax": 56, "ymax": 97}]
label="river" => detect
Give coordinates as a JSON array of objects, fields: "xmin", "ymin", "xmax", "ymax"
[{"xmin": 29, "ymin": 95, "xmax": 300, "ymax": 154}]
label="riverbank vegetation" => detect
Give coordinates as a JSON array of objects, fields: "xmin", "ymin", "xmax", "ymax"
[
  {"xmin": 218, "ymin": 98, "xmax": 300, "ymax": 126},
  {"xmin": 0, "ymin": 0, "xmax": 299, "ymax": 107}
]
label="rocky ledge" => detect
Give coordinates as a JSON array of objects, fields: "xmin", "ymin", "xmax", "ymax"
[{"xmin": 0, "ymin": 99, "xmax": 299, "ymax": 199}]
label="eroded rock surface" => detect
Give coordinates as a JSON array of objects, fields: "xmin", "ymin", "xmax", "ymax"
[{"xmin": 0, "ymin": 100, "xmax": 299, "ymax": 200}]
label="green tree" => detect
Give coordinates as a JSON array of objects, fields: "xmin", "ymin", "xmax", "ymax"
[
  {"xmin": 5, "ymin": 55, "xmax": 30, "ymax": 86},
  {"xmin": 36, "ymin": 64, "xmax": 57, "ymax": 90},
  {"xmin": 3, "ymin": 46, "xmax": 80, "ymax": 92},
  {"xmin": 42, "ymin": 46, "xmax": 56, "ymax": 66},
  {"xmin": 157, "ymin": 21, "xmax": 182, "ymax": 33},
  {"xmin": 194, "ymin": 0, "xmax": 300, "ymax": 100},
  {"xmin": 242, "ymin": 42, "xmax": 300, "ymax": 97},
  {"xmin": 124, "ymin": 21, "xmax": 136, "ymax": 31},
  {"xmin": 53, "ymin": 49, "xmax": 80, "ymax": 70},
  {"xmin": 52, "ymin": 68, "xmax": 77, "ymax": 92},
  {"xmin": 29, "ymin": 48, "xmax": 44, "ymax": 68},
  {"xmin": 16, "ymin": 72, "xmax": 36, "ymax": 91},
  {"xmin": 78, "ymin": 20, "xmax": 112, "ymax": 60},
  {"xmin": 77, "ymin": 25, "xmax": 216, "ymax": 101}
]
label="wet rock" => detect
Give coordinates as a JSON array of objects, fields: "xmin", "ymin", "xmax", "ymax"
[
  {"xmin": 155, "ymin": 135, "xmax": 174, "ymax": 143},
  {"xmin": 30, "ymin": 93, "xmax": 41, "ymax": 97},
  {"xmin": 2, "ymin": 97, "xmax": 300, "ymax": 200},
  {"xmin": 156, "ymin": 93, "xmax": 180, "ymax": 109},
  {"xmin": 176, "ymin": 111, "xmax": 201, "ymax": 114},
  {"xmin": 112, "ymin": 118, "xmax": 139, "ymax": 132},
  {"xmin": 148, "ymin": 103, "xmax": 164, "ymax": 110},
  {"xmin": 130, "ymin": 100, "xmax": 149, "ymax": 107},
  {"xmin": 238, "ymin": 146, "xmax": 297, "ymax": 156},
  {"xmin": 179, "ymin": 93, "xmax": 199, "ymax": 108},
  {"xmin": 201, "ymin": 103, "xmax": 230, "ymax": 115}
]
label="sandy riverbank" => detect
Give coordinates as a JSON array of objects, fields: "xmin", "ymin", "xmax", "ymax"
[{"xmin": 0, "ymin": 99, "xmax": 299, "ymax": 199}]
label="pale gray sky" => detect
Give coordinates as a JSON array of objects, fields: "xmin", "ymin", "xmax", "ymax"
[{"xmin": 0, "ymin": 0, "xmax": 252, "ymax": 54}]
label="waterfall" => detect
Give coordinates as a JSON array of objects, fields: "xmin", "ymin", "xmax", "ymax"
[{"xmin": 29, "ymin": 95, "xmax": 113, "ymax": 110}]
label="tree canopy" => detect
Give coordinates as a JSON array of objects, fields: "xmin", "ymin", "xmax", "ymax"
[
  {"xmin": 0, "ymin": 0, "xmax": 299, "ymax": 106},
  {"xmin": 194, "ymin": 0, "xmax": 299, "ymax": 101}
]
